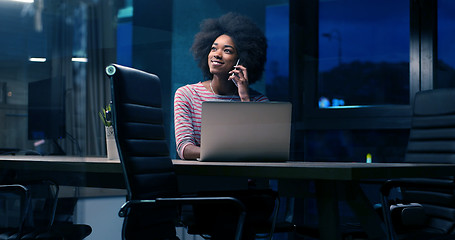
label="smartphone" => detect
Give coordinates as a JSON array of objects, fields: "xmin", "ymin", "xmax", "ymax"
[{"xmin": 231, "ymin": 59, "xmax": 240, "ymax": 87}]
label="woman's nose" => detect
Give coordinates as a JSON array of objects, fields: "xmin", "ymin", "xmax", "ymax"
[{"xmin": 212, "ymin": 49, "xmax": 222, "ymax": 58}]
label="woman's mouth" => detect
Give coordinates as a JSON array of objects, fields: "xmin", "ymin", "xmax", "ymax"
[{"xmin": 211, "ymin": 60, "xmax": 223, "ymax": 65}]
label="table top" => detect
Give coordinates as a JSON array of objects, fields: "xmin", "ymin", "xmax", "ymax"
[
  {"xmin": 172, "ymin": 159, "xmax": 455, "ymax": 181},
  {"xmin": 0, "ymin": 155, "xmax": 123, "ymax": 188},
  {"xmin": 1, "ymin": 155, "xmax": 454, "ymax": 182},
  {"xmin": 0, "ymin": 155, "xmax": 121, "ymax": 173},
  {"xmin": 4, "ymin": 156, "xmax": 444, "ymax": 240}
]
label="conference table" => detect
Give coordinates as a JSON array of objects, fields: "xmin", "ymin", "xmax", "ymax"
[{"xmin": 1, "ymin": 155, "xmax": 455, "ymax": 240}]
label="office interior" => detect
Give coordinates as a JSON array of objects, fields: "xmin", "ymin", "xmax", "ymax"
[{"xmin": 0, "ymin": 0, "xmax": 454, "ymax": 239}]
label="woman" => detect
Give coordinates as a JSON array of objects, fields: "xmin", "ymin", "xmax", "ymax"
[{"xmin": 174, "ymin": 12, "xmax": 269, "ymax": 160}]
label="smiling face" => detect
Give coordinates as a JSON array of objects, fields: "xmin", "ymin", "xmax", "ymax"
[{"xmin": 207, "ymin": 34, "xmax": 239, "ymax": 77}]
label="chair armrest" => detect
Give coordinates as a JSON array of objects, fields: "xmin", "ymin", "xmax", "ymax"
[
  {"xmin": 118, "ymin": 196, "xmax": 246, "ymax": 217},
  {"xmin": 119, "ymin": 196, "xmax": 247, "ymax": 240},
  {"xmin": 380, "ymin": 179, "xmax": 455, "ymax": 240},
  {"xmin": 18, "ymin": 179, "xmax": 60, "ymax": 227},
  {"xmin": 380, "ymin": 179, "xmax": 455, "ymax": 197},
  {"xmin": 0, "ymin": 184, "xmax": 29, "ymax": 195}
]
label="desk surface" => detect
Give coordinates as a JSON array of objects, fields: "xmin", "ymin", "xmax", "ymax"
[
  {"xmin": 0, "ymin": 155, "xmax": 120, "ymax": 173},
  {"xmin": 0, "ymin": 156, "xmax": 122, "ymax": 188},
  {"xmin": 172, "ymin": 159, "xmax": 455, "ymax": 181},
  {"xmin": 1, "ymin": 155, "xmax": 455, "ymax": 185},
  {"xmin": 2, "ymin": 156, "xmax": 454, "ymax": 240}
]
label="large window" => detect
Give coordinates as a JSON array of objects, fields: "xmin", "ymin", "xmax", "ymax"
[
  {"xmin": 436, "ymin": 0, "xmax": 455, "ymax": 89},
  {"xmin": 0, "ymin": 0, "xmax": 450, "ymax": 162},
  {"xmin": 318, "ymin": 0, "xmax": 410, "ymax": 108},
  {"xmin": 293, "ymin": 0, "xmax": 416, "ymax": 161}
]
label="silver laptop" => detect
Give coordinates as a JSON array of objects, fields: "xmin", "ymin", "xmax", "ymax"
[{"xmin": 200, "ymin": 101, "xmax": 292, "ymax": 162}]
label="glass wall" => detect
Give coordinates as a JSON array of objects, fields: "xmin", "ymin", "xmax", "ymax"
[
  {"xmin": 0, "ymin": 0, "xmax": 451, "ymax": 162},
  {"xmin": 0, "ymin": 0, "xmax": 289, "ymax": 158},
  {"xmin": 1, "ymin": 0, "xmax": 452, "ymax": 238},
  {"xmin": 0, "ymin": 0, "xmax": 119, "ymax": 156}
]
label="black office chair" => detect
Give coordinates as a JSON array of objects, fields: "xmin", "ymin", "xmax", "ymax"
[
  {"xmin": 106, "ymin": 64, "xmax": 284, "ymax": 240},
  {"xmin": 0, "ymin": 180, "xmax": 92, "ymax": 240},
  {"xmin": 380, "ymin": 88, "xmax": 455, "ymax": 240},
  {"xmin": 0, "ymin": 184, "xmax": 30, "ymax": 240}
]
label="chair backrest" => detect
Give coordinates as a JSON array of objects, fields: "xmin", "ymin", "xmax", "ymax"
[
  {"xmin": 24, "ymin": 180, "xmax": 59, "ymax": 229},
  {"xmin": 406, "ymin": 88, "xmax": 455, "ymax": 164},
  {"xmin": 401, "ymin": 88, "xmax": 455, "ymax": 234},
  {"xmin": 0, "ymin": 184, "xmax": 29, "ymax": 232},
  {"xmin": 106, "ymin": 64, "xmax": 179, "ymax": 239},
  {"xmin": 107, "ymin": 64, "xmax": 178, "ymax": 200}
]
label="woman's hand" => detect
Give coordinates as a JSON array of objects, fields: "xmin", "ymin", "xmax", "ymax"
[
  {"xmin": 229, "ymin": 65, "xmax": 250, "ymax": 102},
  {"xmin": 183, "ymin": 144, "xmax": 200, "ymax": 160}
]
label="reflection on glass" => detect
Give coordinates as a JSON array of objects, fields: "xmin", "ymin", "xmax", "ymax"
[
  {"xmin": 1, "ymin": 0, "xmax": 291, "ymax": 158},
  {"xmin": 0, "ymin": 1, "xmax": 119, "ymax": 156},
  {"xmin": 318, "ymin": 0, "xmax": 410, "ymax": 108},
  {"xmin": 436, "ymin": 0, "xmax": 455, "ymax": 89}
]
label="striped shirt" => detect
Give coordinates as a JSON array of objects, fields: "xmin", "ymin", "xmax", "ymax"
[{"xmin": 174, "ymin": 82, "xmax": 268, "ymax": 159}]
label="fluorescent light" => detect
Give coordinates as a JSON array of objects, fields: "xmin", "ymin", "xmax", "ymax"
[
  {"xmin": 72, "ymin": 57, "xmax": 88, "ymax": 63},
  {"xmin": 11, "ymin": 0, "xmax": 34, "ymax": 3},
  {"xmin": 29, "ymin": 57, "xmax": 46, "ymax": 62},
  {"xmin": 29, "ymin": 57, "xmax": 88, "ymax": 62}
]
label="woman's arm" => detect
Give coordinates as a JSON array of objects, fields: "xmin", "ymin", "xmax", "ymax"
[{"xmin": 174, "ymin": 87, "xmax": 200, "ymax": 160}]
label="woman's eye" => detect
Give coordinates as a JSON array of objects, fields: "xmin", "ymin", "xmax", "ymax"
[
  {"xmin": 224, "ymin": 49, "xmax": 232, "ymax": 53},
  {"xmin": 211, "ymin": 47, "xmax": 217, "ymax": 51}
]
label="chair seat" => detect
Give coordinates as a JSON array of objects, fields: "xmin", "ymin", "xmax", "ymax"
[
  {"xmin": 254, "ymin": 221, "xmax": 296, "ymax": 234},
  {"xmin": 50, "ymin": 223, "xmax": 92, "ymax": 240},
  {"xmin": 295, "ymin": 224, "xmax": 369, "ymax": 240},
  {"xmin": 396, "ymin": 230, "xmax": 455, "ymax": 240},
  {"xmin": 0, "ymin": 230, "xmax": 21, "ymax": 240},
  {"xmin": 183, "ymin": 189, "xmax": 278, "ymax": 236}
]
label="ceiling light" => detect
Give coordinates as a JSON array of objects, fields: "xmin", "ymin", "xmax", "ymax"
[
  {"xmin": 11, "ymin": 0, "xmax": 34, "ymax": 3},
  {"xmin": 29, "ymin": 57, "xmax": 46, "ymax": 62},
  {"xmin": 72, "ymin": 57, "xmax": 88, "ymax": 63}
]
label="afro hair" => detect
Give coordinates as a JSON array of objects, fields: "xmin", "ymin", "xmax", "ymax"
[{"xmin": 191, "ymin": 12, "xmax": 267, "ymax": 84}]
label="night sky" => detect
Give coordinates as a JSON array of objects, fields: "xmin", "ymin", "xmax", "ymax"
[{"xmin": 319, "ymin": 0, "xmax": 410, "ymax": 71}]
